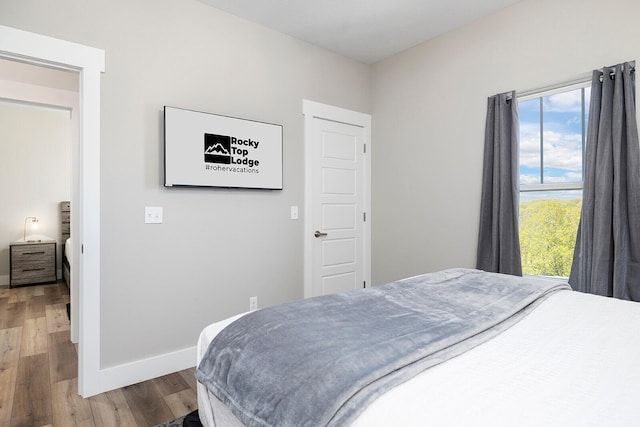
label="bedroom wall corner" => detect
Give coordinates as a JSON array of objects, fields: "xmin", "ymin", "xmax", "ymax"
[{"xmin": 370, "ymin": 0, "xmax": 640, "ymax": 285}]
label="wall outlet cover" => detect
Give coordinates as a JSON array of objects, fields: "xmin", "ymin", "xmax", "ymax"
[{"xmin": 145, "ymin": 207, "xmax": 163, "ymax": 224}]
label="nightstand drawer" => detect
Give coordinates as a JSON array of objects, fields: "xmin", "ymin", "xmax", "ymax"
[{"xmin": 10, "ymin": 242, "xmax": 57, "ymax": 286}]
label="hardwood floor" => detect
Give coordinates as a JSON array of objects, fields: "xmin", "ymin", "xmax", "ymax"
[{"xmin": 0, "ymin": 280, "xmax": 198, "ymax": 427}]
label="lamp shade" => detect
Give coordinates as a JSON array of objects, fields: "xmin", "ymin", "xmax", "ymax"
[{"xmin": 24, "ymin": 216, "xmax": 39, "ymax": 241}]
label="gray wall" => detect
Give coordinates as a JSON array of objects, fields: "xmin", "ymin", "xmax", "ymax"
[
  {"xmin": 3, "ymin": 0, "xmax": 640, "ymax": 371},
  {"xmin": 371, "ymin": 0, "xmax": 640, "ymax": 285},
  {"xmin": 0, "ymin": 0, "xmax": 370, "ymax": 368}
]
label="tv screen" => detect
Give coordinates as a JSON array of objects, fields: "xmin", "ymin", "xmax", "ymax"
[{"xmin": 164, "ymin": 106, "xmax": 283, "ymax": 189}]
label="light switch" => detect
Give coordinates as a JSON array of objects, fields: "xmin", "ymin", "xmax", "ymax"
[
  {"xmin": 145, "ymin": 207, "xmax": 163, "ymax": 224},
  {"xmin": 290, "ymin": 206, "xmax": 299, "ymax": 220}
]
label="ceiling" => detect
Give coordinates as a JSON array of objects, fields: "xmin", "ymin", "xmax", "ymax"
[
  {"xmin": 0, "ymin": 58, "xmax": 78, "ymax": 92},
  {"xmin": 197, "ymin": 0, "xmax": 524, "ymax": 64}
]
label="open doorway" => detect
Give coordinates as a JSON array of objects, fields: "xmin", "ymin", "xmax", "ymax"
[
  {"xmin": 0, "ymin": 57, "xmax": 79, "ymax": 340},
  {"xmin": 0, "ymin": 24, "xmax": 105, "ymax": 397}
]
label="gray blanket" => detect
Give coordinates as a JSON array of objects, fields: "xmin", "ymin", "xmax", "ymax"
[{"xmin": 196, "ymin": 268, "xmax": 569, "ymax": 427}]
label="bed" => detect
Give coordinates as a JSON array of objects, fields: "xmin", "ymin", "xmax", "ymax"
[
  {"xmin": 62, "ymin": 237, "xmax": 72, "ymax": 286},
  {"xmin": 195, "ymin": 268, "xmax": 640, "ymax": 426},
  {"xmin": 60, "ymin": 201, "xmax": 71, "ymax": 286}
]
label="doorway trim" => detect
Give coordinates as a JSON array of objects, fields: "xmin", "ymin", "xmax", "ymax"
[
  {"xmin": 302, "ymin": 99, "xmax": 372, "ymax": 298},
  {"xmin": 0, "ymin": 25, "xmax": 105, "ymax": 397}
]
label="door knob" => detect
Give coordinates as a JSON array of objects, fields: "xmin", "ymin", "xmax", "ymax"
[{"xmin": 314, "ymin": 230, "xmax": 328, "ymax": 238}]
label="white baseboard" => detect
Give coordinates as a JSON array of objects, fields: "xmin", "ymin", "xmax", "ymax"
[
  {"xmin": 0, "ymin": 273, "xmax": 196, "ymax": 395},
  {"xmin": 94, "ymin": 346, "xmax": 197, "ymax": 396}
]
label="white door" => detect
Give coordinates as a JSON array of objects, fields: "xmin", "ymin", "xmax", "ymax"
[{"xmin": 303, "ymin": 100, "xmax": 371, "ymax": 298}]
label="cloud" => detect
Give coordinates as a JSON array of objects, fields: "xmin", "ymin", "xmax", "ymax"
[
  {"xmin": 518, "ymin": 87, "xmax": 589, "ymax": 186},
  {"xmin": 544, "ymin": 171, "xmax": 583, "ymax": 183},
  {"xmin": 565, "ymin": 115, "xmax": 581, "ymax": 126},
  {"xmin": 520, "ymin": 170, "xmax": 582, "ymax": 185},
  {"xmin": 543, "ymin": 90, "xmax": 583, "ymax": 113},
  {"xmin": 520, "ymin": 173, "xmax": 541, "ymax": 185},
  {"xmin": 542, "ymin": 131, "xmax": 582, "ymax": 169},
  {"xmin": 519, "ymin": 127, "xmax": 583, "ymax": 178},
  {"xmin": 519, "ymin": 124, "xmax": 541, "ymax": 168}
]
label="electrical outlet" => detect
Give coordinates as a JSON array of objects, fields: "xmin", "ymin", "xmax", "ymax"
[{"xmin": 249, "ymin": 296, "xmax": 258, "ymax": 311}]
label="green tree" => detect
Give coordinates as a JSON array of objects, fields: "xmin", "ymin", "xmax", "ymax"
[{"xmin": 519, "ymin": 198, "xmax": 582, "ymax": 277}]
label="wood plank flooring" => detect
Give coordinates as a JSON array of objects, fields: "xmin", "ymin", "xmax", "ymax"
[{"xmin": 0, "ymin": 281, "xmax": 198, "ymax": 427}]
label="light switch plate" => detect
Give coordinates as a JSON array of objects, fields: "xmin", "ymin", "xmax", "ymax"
[
  {"xmin": 290, "ymin": 206, "xmax": 299, "ymax": 220},
  {"xmin": 145, "ymin": 207, "xmax": 163, "ymax": 224}
]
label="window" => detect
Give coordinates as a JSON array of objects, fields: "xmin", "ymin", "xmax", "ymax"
[{"xmin": 518, "ymin": 83, "xmax": 590, "ymax": 277}]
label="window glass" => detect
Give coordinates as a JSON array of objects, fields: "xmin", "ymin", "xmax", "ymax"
[
  {"xmin": 519, "ymin": 98, "xmax": 541, "ymax": 186},
  {"xmin": 518, "ymin": 84, "xmax": 589, "ymax": 278},
  {"xmin": 542, "ymin": 89, "xmax": 584, "ymax": 184},
  {"xmin": 519, "ymin": 190, "xmax": 582, "ymax": 277}
]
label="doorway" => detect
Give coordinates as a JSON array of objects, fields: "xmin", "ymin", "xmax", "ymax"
[
  {"xmin": 0, "ymin": 24, "xmax": 105, "ymax": 397},
  {"xmin": 0, "ymin": 58, "xmax": 78, "ymax": 340},
  {"xmin": 303, "ymin": 100, "xmax": 372, "ymax": 298}
]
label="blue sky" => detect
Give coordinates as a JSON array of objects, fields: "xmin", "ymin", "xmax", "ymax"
[{"xmin": 518, "ymin": 87, "xmax": 590, "ymax": 189}]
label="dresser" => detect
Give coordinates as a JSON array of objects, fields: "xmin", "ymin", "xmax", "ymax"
[{"xmin": 10, "ymin": 239, "xmax": 57, "ymax": 287}]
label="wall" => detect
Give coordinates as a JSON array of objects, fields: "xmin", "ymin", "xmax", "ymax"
[
  {"xmin": 370, "ymin": 0, "xmax": 640, "ymax": 285},
  {"xmin": 6, "ymin": 0, "xmax": 634, "ymax": 387},
  {"xmin": 0, "ymin": 100, "xmax": 71, "ymax": 284},
  {"xmin": 0, "ymin": 0, "xmax": 370, "ymax": 369}
]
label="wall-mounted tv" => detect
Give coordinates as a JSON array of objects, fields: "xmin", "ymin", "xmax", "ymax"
[{"xmin": 164, "ymin": 106, "xmax": 283, "ymax": 189}]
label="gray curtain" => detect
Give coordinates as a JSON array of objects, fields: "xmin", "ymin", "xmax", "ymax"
[
  {"xmin": 477, "ymin": 91, "xmax": 522, "ymax": 276},
  {"xmin": 569, "ymin": 62, "xmax": 640, "ymax": 301}
]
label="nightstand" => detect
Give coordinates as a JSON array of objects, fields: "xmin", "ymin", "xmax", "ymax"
[{"xmin": 10, "ymin": 238, "xmax": 57, "ymax": 287}]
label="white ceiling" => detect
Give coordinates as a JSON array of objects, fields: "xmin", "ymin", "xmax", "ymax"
[
  {"xmin": 0, "ymin": 58, "xmax": 78, "ymax": 92},
  {"xmin": 197, "ymin": 0, "xmax": 524, "ymax": 64}
]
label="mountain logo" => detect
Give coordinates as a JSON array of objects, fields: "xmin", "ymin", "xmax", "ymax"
[{"xmin": 204, "ymin": 133, "xmax": 231, "ymax": 164}]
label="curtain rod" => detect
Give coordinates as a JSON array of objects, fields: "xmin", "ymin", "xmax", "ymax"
[
  {"xmin": 516, "ymin": 77, "xmax": 590, "ymax": 100},
  {"xmin": 508, "ymin": 60, "xmax": 637, "ymax": 102},
  {"xmin": 599, "ymin": 62, "xmax": 635, "ymax": 82}
]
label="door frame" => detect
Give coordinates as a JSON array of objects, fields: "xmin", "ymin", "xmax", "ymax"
[
  {"xmin": 0, "ymin": 25, "xmax": 105, "ymax": 397},
  {"xmin": 302, "ymin": 99, "xmax": 371, "ymax": 298}
]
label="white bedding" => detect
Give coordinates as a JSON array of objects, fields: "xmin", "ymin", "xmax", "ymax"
[
  {"xmin": 65, "ymin": 237, "xmax": 72, "ymax": 263},
  {"xmin": 196, "ymin": 290, "xmax": 640, "ymax": 426}
]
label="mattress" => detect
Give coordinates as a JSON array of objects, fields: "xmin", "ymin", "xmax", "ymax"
[
  {"xmin": 65, "ymin": 237, "xmax": 72, "ymax": 263},
  {"xmin": 196, "ymin": 289, "xmax": 640, "ymax": 426},
  {"xmin": 62, "ymin": 237, "xmax": 72, "ymax": 286}
]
